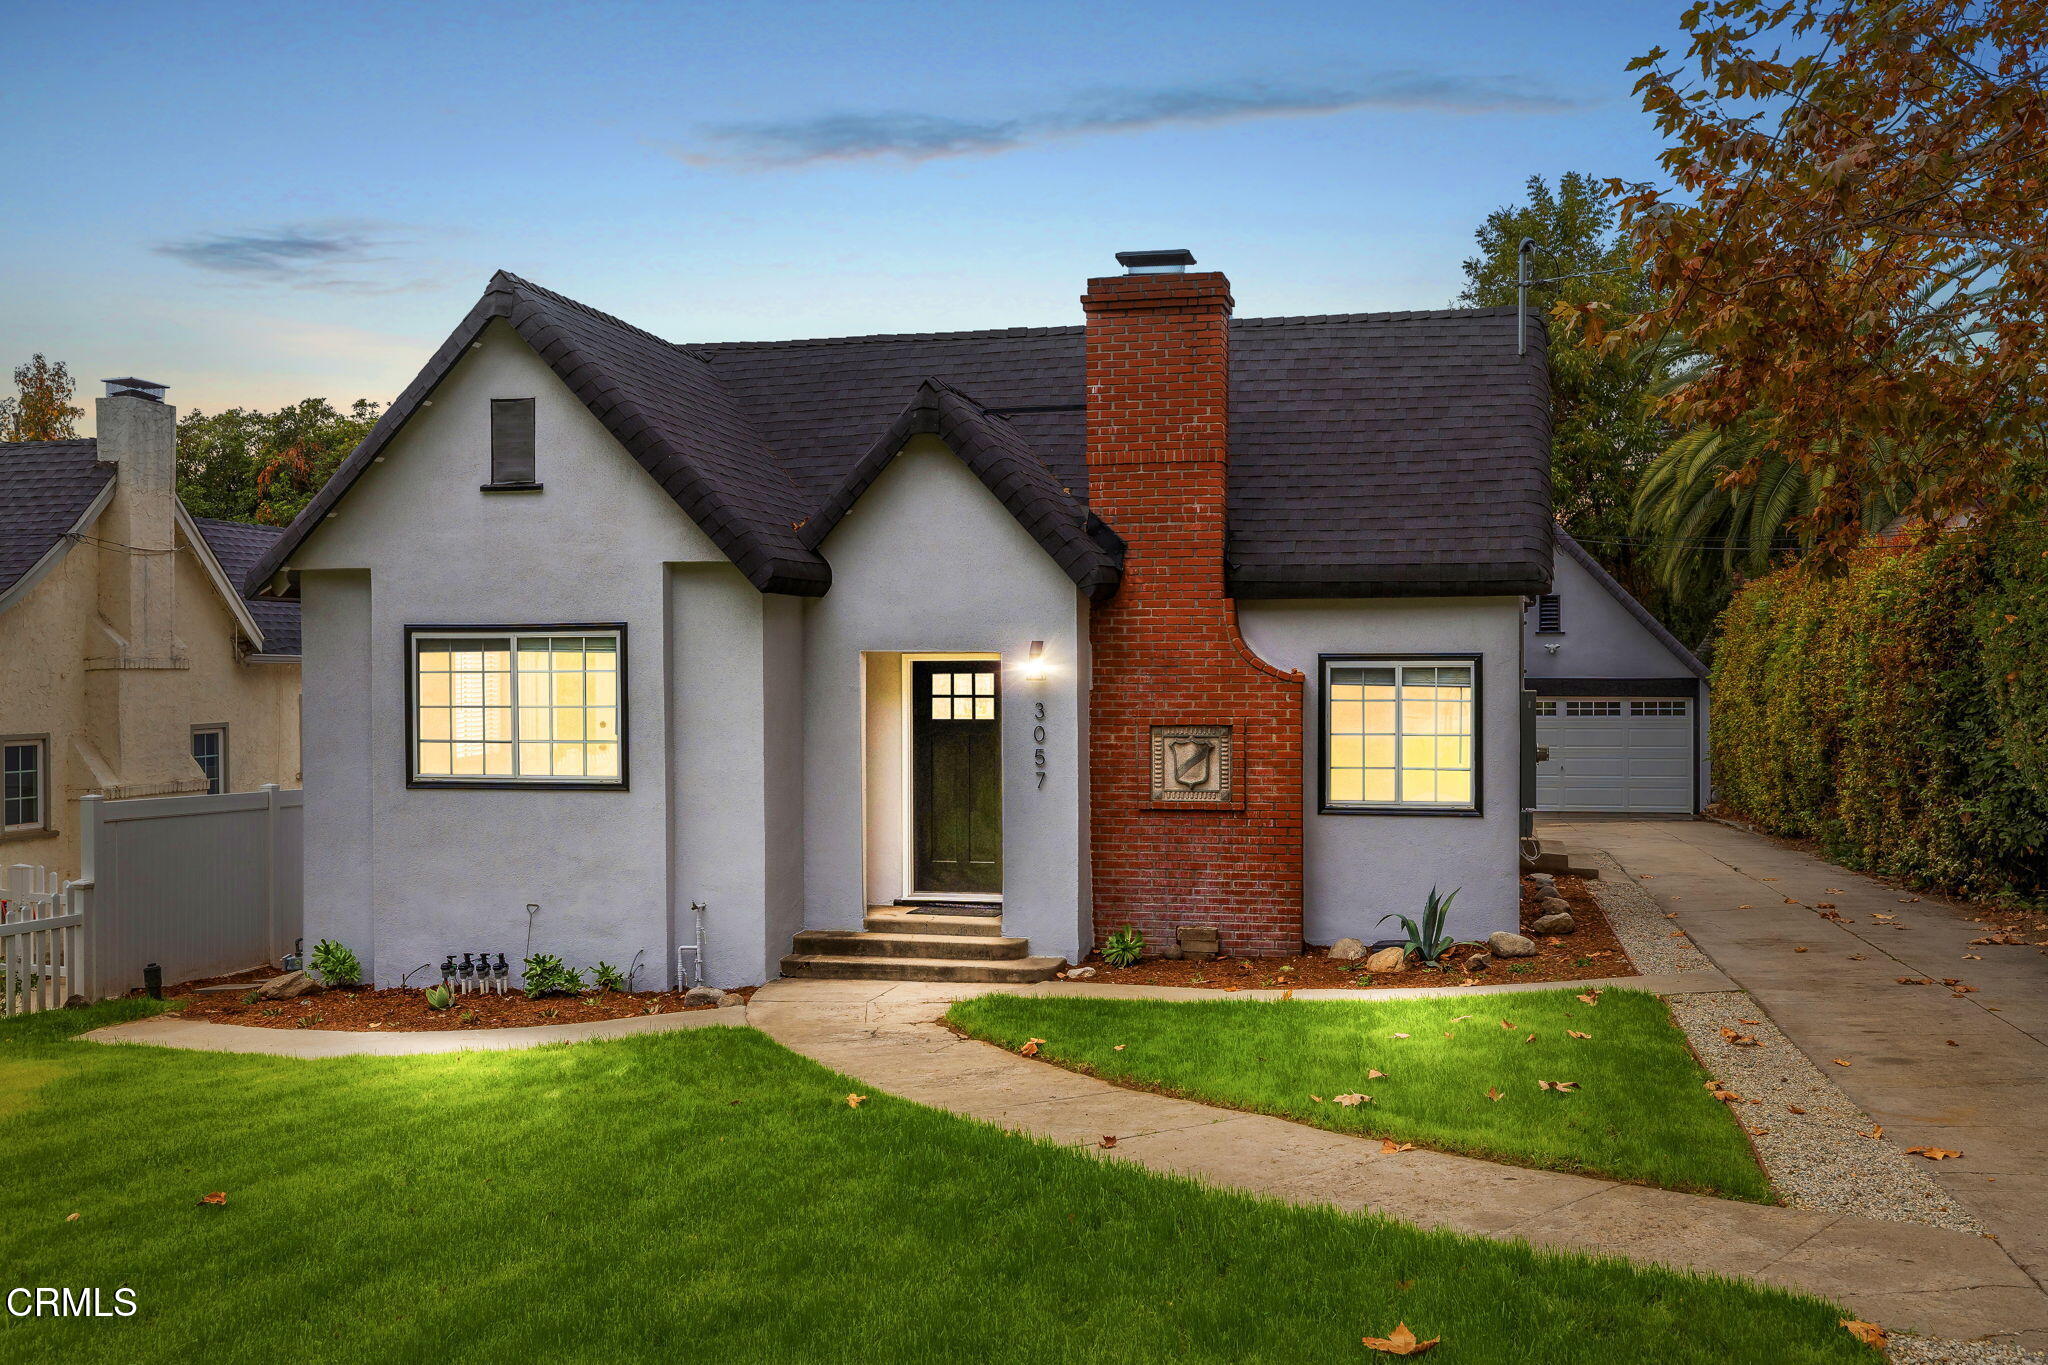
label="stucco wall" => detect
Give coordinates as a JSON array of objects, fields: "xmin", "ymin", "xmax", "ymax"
[
  {"xmin": 0, "ymin": 507, "xmax": 299, "ymax": 880},
  {"xmin": 290, "ymin": 321, "xmax": 734, "ymax": 986},
  {"xmin": 1238, "ymin": 597, "xmax": 1525, "ymax": 945},
  {"xmin": 805, "ymin": 436, "xmax": 1091, "ymax": 964},
  {"xmin": 1524, "ymin": 549, "xmax": 1695, "ymax": 680}
]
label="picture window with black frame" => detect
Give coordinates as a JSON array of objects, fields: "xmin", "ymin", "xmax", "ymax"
[
  {"xmin": 1323, "ymin": 659, "xmax": 1478, "ymax": 812},
  {"xmin": 409, "ymin": 629, "xmax": 623, "ymax": 786}
]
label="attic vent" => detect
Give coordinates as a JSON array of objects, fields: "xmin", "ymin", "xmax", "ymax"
[{"xmin": 1535, "ymin": 594, "xmax": 1562, "ymax": 633}]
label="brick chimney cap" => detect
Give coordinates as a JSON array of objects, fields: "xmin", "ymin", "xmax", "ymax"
[
  {"xmin": 102, "ymin": 377, "xmax": 168, "ymax": 400},
  {"xmin": 1115, "ymin": 249, "xmax": 1196, "ymax": 274}
]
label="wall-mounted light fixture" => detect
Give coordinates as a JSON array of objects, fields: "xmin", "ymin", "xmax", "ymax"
[{"xmin": 1025, "ymin": 640, "xmax": 1046, "ymax": 681}]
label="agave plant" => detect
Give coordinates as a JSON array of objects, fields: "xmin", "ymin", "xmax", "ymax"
[
  {"xmin": 1378, "ymin": 886, "xmax": 1460, "ymax": 967},
  {"xmin": 423, "ymin": 985, "xmax": 452, "ymax": 1011},
  {"xmin": 1101, "ymin": 926, "xmax": 1145, "ymax": 968}
]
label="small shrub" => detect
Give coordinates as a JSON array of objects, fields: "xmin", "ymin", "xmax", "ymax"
[
  {"xmin": 591, "ymin": 961, "xmax": 628, "ymax": 993},
  {"xmin": 1101, "ymin": 926, "xmax": 1145, "ymax": 968},
  {"xmin": 1378, "ymin": 886, "xmax": 1460, "ymax": 966},
  {"xmin": 308, "ymin": 939, "xmax": 362, "ymax": 987},
  {"xmin": 424, "ymin": 985, "xmax": 452, "ymax": 1011},
  {"xmin": 522, "ymin": 954, "xmax": 583, "ymax": 999}
]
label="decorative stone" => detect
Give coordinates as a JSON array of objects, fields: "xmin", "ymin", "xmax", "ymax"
[
  {"xmin": 1487, "ymin": 931, "xmax": 1539, "ymax": 959},
  {"xmin": 63, "ymin": 994, "xmax": 90, "ymax": 1010},
  {"xmin": 1463, "ymin": 953, "xmax": 1491, "ymax": 974},
  {"xmin": 1328, "ymin": 937, "xmax": 1368, "ymax": 961},
  {"xmin": 1531, "ymin": 912, "xmax": 1577, "ymax": 936},
  {"xmin": 1364, "ymin": 946, "xmax": 1409, "ymax": 974},
  {"xmin": 1538, "ymin": 896, "xmax": 1572, "ymax": 915},
  {"xmin": 254, "ymin": 970, "xmax": 323, "ymax": 1001},
  {"xmin": 716, "ymin": 992, "xmax": 745, "ymax": 1008},
  {"xmin": 683, "ymin": 986, "xmax": 724, "ymax": 1007},
  {"xmin": 1066, "ymin": 966, "xmax": 1098, "ymax": 979}
]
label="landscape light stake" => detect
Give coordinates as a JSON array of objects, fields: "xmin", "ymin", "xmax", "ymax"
[
  {"xmin": 493, "ymin": 953, "xmax": 510, "ymax": 994},
  {"xmin": 458, "ymin": 953, "xmax": 476, "ymax": 994},
  {"xmin": 440, "ymin": 956, "xmax": 455, "ymax": 992}
]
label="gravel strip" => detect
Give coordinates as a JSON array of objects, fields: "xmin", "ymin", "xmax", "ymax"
[
  {"xmin": 1582, "ymin": 849, "xmax": 1982, "ymax": 1233},
  {"xmin": 1669, "ymin": 992, "xmax": 1982, "ymax": 1230},
  {"xmin": 1889, "ymin": 1335, "xmax": 2048, "ymax": 1365},
  {"xmin": 1576, "ymin": 849, "xmax": 1716, "ymax": 974}
]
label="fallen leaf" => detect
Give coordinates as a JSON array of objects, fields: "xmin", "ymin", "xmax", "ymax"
[
  {"xmin": 1310, "ymin": 1095, "xmax": 1325, "ymax": 1103},
  {"xmin": 1380, "ymin": 1139, "xmax": 1416, "ymax": 1154},
  {"xmin": 1098, "ymin": 1134, "xmax": 1118, "ymax": 1148},
  {"xmin": 1392, "ymin": 1033, "xmax": 1411, "ymax": 1040},
  {"xmin": 1486, "ymin": 1086, "xmax": 1504, "ymax": 1102},
  {"xmin": 64, "ymin": 1212, "xmax": 80, "ymax": 1222},
  {"xmin": 198, "ymin": 1191, "xmax": 228, "ymax": 1207},
  {"xmin": 1897, "ymin": 977, "xmax": 1934, "ymax": 985},
  {"xmin": 1567, "ymin": 1030, "xmax": 1591, "ymax": 1039},
  {"xmin": 1840, "ymin": 1319, "xmax": 1887, "ymax": 1348},
  {"xmin": 1458, "ymin": 978, "xmax": 1478, "ymax": 986},
  {"xmin": 1816, "ymin": 902, "xmax": 1837, "ymax": 910},
  {"xmin": 1720, "ymin": 1026, "xmax": 1761, "ymax": 1046},
  {"xmin": 1538, "ymin": 1080, "xmax": 1581, "ymax": 1092},
  {"xmin": 1368, "ymin": 1068, "xmax": 1388, "ymax": 1080},
  {"xmin": 1335, "ymin": 1093, "xmax": 1371, "ymax": 1107},
  {"xmin": 1906, "ymin": 1146, "xmax": 1963, "ymax": 1160},
  {"xmin": 1500, "ymin": 1020, "xmax": 1515, "ymax": 1030},
  {"xmin": 1749, "ymin": 1126, "xmax": 1770, "ymax": 1135},
  {"xmin": 1113, "ymin": 1044, "xmax": 1126, "ymax": 1051},
  {"xmin": 846, "ymin": 1094, "xmax": 866, "ymax": 1108},
  {"xmin": 1833, "ymin": 1058, "xmax": 1852, "ymax": 1067},
  {"xmin": 1361, "ymin": 1322, "xmax": 1439, "ymax": 1356},
  {"xmin": 1794, "ymin": 946, "xmax": 1809, "ymax": 953},
  {"xmin": 1019, "ymin": 1038, "xmax": 1044, "ymax": 1057},
  {"xmin": 1947, "ymin": 1040, "xmax": 1960, "ymax": 1047},
  {"xmin": 1524, "ymin": 1033, "xmax": 1537, "ymax": 1043},
  {"xmin": 1787, "ymin": 1105, "xmax": 1806, "ymax": 1114},
  {"xmin": 1576, "ymin": 991, "xmax": 1601, "ymax": 1006},
  {"xmin": 1738, "ymin": 904, "xmax": 1754, "ymax": 909},
  {"xmin": 1447, "ymin": 1015, "xmax": 1474, "ymax": 1023},
  {"xmin": 1738, "ymin": 1018, "xmax": 1761, "ymax": 1024},
  {"xmin": 1861, "ymin": 1126, "xmax": 1884, "ymax": 1140}
]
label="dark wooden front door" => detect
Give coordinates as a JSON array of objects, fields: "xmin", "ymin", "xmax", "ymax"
[{"xmin": 912, "ymin": 662, "xmax": 1001, "ymax": 894}]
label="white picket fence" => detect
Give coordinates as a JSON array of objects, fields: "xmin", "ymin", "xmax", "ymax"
[{"xmin": 0, "ymin": 863, "xmax": 88, "ymax": 1016}]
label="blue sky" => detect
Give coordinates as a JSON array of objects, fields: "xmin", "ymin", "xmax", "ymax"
[{"xmin": 6, "ymin": 0, "xmax": 1681, "ymax": 426}]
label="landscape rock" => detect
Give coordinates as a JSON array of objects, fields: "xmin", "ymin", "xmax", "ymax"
[
  {"xmin": 1327, "ymin": 937, "xmax": 1368, "ymax": 961},
  {"xmin": 716, "ymin": 992, "xmax": 745, "ymax": 1008},
  {"xmin": 1463, "ymin": 953, "xmax": 1491, "ymax": 974},
  {"xmin": 1487, "ymin": 931, "xmax": 1539, "ymax": 959},
  {"xmin": 1066, "ymin": 966, "xmax": 1097, "ymax": 979},
  {"xmin": 1538, "ymin": 895, "xmax": 1572, "ymax": 915},
  {"xmin": 1364, "ymin": 946, "xmax": 1409, "ymax": 974},
  {"xmin": 1531, "ymin": 911, "xmax": 1577, "ymax": 936},
  {"xmin": 683, "ymin": 986, "xmax": 724, "ymax": 1007},
  {"xmin": 254, "ymin": 971, "xmax": 323, "ymax": 1001}
]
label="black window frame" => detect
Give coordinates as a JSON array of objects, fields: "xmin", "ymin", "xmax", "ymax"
[
  {"xmin": 3, "ymin": 735, "xmax": 50, "ymax": 835},
  {"xmin": 1535, "ymin": 594, "xmax": 1563, "ymax": 633},
  {"xmin": 190, "ymin": 724, "xmax": 228, "ymax": 795},
  {"xmin": 1317, "ymin": 653, "xmax": 1485, "ymax": 818},
  {"xmin": 482, "ymin": 397, "xmax": 542, "ymax": 492},
  {"xmin": 404, "ymin": 623, "xmax": 629, "ymax": 791}
]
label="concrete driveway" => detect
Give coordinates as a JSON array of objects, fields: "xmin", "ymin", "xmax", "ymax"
[{"xmin": 1545, "ymin": 815, "xmax": 2048, "ymax": 1300}]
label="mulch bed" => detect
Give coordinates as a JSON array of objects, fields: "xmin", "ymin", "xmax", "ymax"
[
  {"xmin": 1059, "ymin": 875, "xmax": 1637, "ymax": 991},
  {"xmin": 169, "ymin": 976, "xmax": 759, "ymax": 1032}
]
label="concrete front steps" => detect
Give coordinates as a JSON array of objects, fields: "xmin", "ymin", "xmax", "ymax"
[{"xmin": 779, "ymin": 906, "xmax": 1065, "ymax": 984}]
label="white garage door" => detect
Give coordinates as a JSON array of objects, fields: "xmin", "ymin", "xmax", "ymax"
[{"xmin": 1535, "ymin": 698, "xmax": 1695, "ymax": 813}]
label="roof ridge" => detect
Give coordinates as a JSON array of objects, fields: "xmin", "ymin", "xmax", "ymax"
[{"xmin": 490, "ymin": 270, "xmax": 688, "ymax": 353}]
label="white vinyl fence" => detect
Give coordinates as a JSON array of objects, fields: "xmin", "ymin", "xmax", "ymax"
[{"xmin": 0, "ymin": 864, "xmax": 88, "ymax": 1015}]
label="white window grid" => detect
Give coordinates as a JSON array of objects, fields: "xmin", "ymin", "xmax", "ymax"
[
  {"xmin": 1534, "ymin": 701, "xmax": 1558, "ymax": 716},
  {"xmin": 1565, "ymin": 701, "xmax": 1623, "ymax": 717},
  {"xmin": 1325, "ymin": 661, "xmax": 1476, "ymax": 809},
  {"xmin": 1631, "ymin": 700, "xmax": 1689, "ymax": 717},
  {"xmin": 413, "ymin": 632, "xmax": 622, "ymax": 783},
  {"xmin": 3, "ymin": 739, "xmax": 44, "ymax": 831}
]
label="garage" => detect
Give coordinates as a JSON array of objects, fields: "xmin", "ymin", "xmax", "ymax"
[{"xmin": 1534, "ymin": 697, "xmax": 1696, "ymax": 813}]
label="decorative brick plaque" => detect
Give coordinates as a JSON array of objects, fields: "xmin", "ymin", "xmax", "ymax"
[{"xmin": 1150, "ymin": 725, "xmax": 1234, "ymax": 804}]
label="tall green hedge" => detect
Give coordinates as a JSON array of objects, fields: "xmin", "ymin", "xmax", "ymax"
[{"xmin": 1711, "ymin": 523, "xmax": 2048, "ymax": 904}]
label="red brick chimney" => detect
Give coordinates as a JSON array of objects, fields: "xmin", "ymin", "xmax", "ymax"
[{"xmin": 1083, "ymin": 251, "xmax": 1305, "ymax": 957}]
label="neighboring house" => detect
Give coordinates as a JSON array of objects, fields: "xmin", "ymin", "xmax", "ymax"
[
  {"xmin": 0, "ymin": 380, "xmax": 302, "ymax": 878},
  {"xmin": 1522, "ymin": 528, "xmax": 1709, "ymax": 814},
  {"xmin": 245, "ymin": 255, "xmax": 1551, "ymax": 987}
]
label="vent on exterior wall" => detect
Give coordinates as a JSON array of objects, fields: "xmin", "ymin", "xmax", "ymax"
[{"xmin": 1536, "ymin": 594, "xmax": 1562, "ymax": 633}]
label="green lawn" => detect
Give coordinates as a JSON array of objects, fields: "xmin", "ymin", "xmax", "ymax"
[
  {"xmin": 0, "ymin": 1002, "xmax": 1866, "ymax": 1363},
  {"xmin": 946, "ymin": 987, "xmax": 1772, "ymax": 1201}
]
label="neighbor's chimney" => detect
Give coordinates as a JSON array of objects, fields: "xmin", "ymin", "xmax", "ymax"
[
  {"xmin": 95, "ymin": 377, "xmax": 179, "ymax": 663},
  {"xmin": 1080, "ymin": 252, "xmax": 1305, "ymax": 959}
]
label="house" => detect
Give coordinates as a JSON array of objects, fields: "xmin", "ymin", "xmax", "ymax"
[
  {"xmin": 0, "ymin": 379, "xmax": 302, "ymax": 878},
  {"xmin": 1523, "ymin": 528, "xmax": 1709, "ymax": 814},
  {"xmin": 244, "ymin": 254, "xmax": 1552, "ymax": 986}
]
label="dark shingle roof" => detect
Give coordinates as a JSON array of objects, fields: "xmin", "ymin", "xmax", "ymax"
[
  {"xmin": 248, "ymin": 274, "xmax": 1552, "ymax": 600},
  {"xmin": 193, "ymin": 517, "xmax": 301, "ymax": 655},
  {"xmin": 0, "ymin": 440, "xmax": 114, "ymax": 599},
  {"xmin": 0, "ymin": 437, "xmax": 300, "ymax": 655}
]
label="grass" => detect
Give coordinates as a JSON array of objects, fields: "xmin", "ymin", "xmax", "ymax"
[
  {"xmin": 0, "ymin": 1001, "xmax": 1871, "ymax": 1363},
  {"xmin": 946, "ymin": 987, "xmax": 1773, "ymax": 1201}
]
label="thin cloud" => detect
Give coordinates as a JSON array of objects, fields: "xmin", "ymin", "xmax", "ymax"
[
  {"xmin": 672, "ymin": 75, "xmax": 1586, "ymax": 169},
  {"xmin": 152, "ymin": 224, "xmax": 415, "ymax": 291}
]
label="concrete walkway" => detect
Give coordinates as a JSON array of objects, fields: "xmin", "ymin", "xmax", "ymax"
[
  {"xmin": 1547, "ymin": 816, "xmax": 2048, "ymax": 1309},
  {"xmin": 82, "ymin": 1007, "xmax": 743, "ymax": 1056},
  {"xmin": 745, "ymin": 977, "xmax": 2048, "ymax": 1344}
]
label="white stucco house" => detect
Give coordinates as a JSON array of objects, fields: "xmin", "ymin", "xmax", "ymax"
[
  {"xmin": 1523, "ymin": 528, "xmax": 1710, "ymax": 814},
  {"xmin": 247, "ymin": 253, "xmax": 1557, "ymax": 987}
]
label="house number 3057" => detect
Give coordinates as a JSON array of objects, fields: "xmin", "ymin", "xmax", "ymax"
[{"xmin": 1034, "ymin": 702, "xmax": 1048, "ymax": 789}]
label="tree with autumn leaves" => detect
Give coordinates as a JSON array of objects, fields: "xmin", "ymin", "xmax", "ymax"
[
  {"xmin": 0, "ymin": 354, "xmax": 86, "ymax": 441},
  {"xmin": 175, "ymin": 397, "xmax": 383, "ymax": 525},
  {"xmin": 1598, "ymin": 0, "xmax": 2048, "ymax": 571}
]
